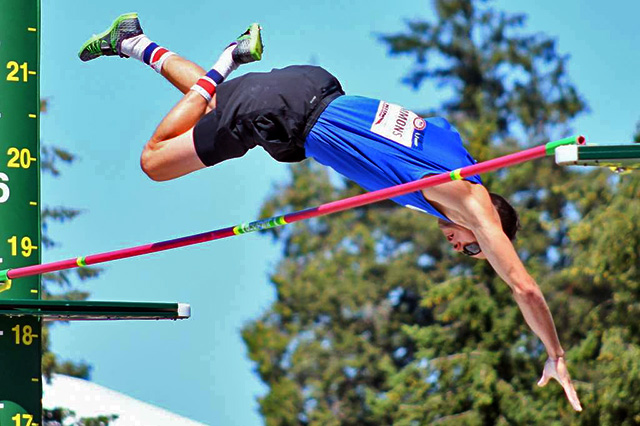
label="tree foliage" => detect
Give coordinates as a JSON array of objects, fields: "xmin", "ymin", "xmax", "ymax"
[
  {"xmin": 243, "ymin": 1, "xmax": 640, "ymax": 424},
  {"xmin": 44, "ymin": 407, "xmax": 118, "ymax": 426}
]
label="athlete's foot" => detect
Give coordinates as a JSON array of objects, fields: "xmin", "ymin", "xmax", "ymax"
[
  {"xmin": 78, "ymin": 12, "xmax": 143, "ymax": 61},
  {"xmin": 231, "ymin": 23, "xmax": 263, "ymax": 64}
]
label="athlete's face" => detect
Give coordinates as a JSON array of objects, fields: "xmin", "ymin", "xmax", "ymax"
[{"xmin": 437, "ymin": 219, "xmax": 486, "ymax": 259}]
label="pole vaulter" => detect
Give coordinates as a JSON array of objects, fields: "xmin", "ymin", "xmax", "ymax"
[{"xmin": 0, "ymin": 136, "xmax": 585, "ymax": 284}]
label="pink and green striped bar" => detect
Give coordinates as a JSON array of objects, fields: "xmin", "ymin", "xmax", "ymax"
[{"xmin": 0, "ymin": 135, "xmax": 585, "ymax": 284}]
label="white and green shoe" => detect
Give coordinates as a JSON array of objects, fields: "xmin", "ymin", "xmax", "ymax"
[
  {"xmin": 231, "ymin": 23, "xmax": 263, "ymax": 64},
  {"xmin": 78, "ymin": 12, "xmax": 143, "ymax": 61}
]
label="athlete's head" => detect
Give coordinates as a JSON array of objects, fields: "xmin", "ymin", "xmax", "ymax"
[
  {"xmin": 488, "ymin": 192, "xmax": 520, "ymax": 241},
  {"xmin": 437, "ymin": 193, "xmax": 520, "ymax": 259}
]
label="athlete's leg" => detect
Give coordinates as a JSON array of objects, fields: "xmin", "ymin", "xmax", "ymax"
[
  {"xmin": 159, "ymin": 55, "xmax": 207, "ymax": 95},
  {"xmin": 141, "ymin": 26, "xmax": 263, "ymax": 181},
  {"xmin": 140, "ymin": 91, "xmax": 208, "ymax": 182},
  {"xmin": 79, "ymin": 13, "xmax": 263, "ymax": 181},
  {"xmin": 132, "ymin": 55, "xmax": 207, "ymax": 179}
]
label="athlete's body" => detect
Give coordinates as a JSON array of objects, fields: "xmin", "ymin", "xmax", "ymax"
[{"xmin": 79, "ymin": 13, "xmax": 582, "ymax": 411}]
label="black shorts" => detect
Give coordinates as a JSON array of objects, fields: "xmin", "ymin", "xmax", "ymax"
[{"xmin": 193, "ymin": 65, "xmax": 344, "ymax": 166}]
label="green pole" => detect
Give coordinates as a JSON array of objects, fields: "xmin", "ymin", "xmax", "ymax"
[{"xmin": 0, "ymin": 0, "xmax": 43, "ymax": 423}]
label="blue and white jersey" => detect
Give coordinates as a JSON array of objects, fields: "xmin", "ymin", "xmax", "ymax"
[{"xmin": 305, "ymin": 95, "xmax": 482, "ymax": 221}]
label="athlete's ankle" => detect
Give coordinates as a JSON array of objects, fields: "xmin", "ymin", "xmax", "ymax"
[
  {"xmin": 190, "ymin": 68, "xmax": 225, "ymax": 103},
  {"xmin": 211, "ymin": 44, "xmax": 239, "ymax": 81},
  {"xmin": 120, "ymin": 34, "xmax": 151, "ymax": 60},
  {"xmin": 189, "ymin": 26, "xmax": 262, "ymax": 103},
  {"xmin": 123, "ymin": 38, "xmax": 176, "ymax": 73},
  {"xmin": 189, "ymin": 43, "xmax": 240, "ymax": 103}
]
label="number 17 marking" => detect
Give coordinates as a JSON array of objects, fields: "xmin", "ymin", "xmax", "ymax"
[{"xmin": 12, "ymin": 413, "xmax": 34, "ymax": 426}]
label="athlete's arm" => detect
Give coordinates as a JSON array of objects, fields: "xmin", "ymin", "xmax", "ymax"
[
  {"xmin": 462, "ymin": 194, "xmax": 565, "ymax": 357},
  {"xmin": 424, "ymin": 182, "xmax": 564, "ymax": 356},
  {"xmin": 423, "ymin": 181, "xmax": 582, "ymax": 410}
]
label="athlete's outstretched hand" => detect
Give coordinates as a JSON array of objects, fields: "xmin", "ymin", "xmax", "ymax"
[{"xmin": 538, "ymin": 356, "xmax": 582, "ymax": 412}]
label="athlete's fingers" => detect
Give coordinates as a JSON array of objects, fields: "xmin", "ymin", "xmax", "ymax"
[
  {"xmin": 555, "ymin": 358, "xmax": 582, "ymax": 411},
  {"xmin": 562, "ymin": 381, "xmax": 583, "ymax": 412}
]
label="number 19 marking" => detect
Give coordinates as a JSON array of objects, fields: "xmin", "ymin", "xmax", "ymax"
[{"xmin": 7, "ymin": 236, "xmax": 37, "ymax": 257}]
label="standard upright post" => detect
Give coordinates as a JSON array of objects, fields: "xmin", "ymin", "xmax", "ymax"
[{"xmin": 0, "ymin": 0, "xmax": 43, "ymax": 423}]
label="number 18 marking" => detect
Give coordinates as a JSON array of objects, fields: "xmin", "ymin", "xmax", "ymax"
[{"xmin": 12, "ymin": 324, "xmax": 38, "ymax": 346}]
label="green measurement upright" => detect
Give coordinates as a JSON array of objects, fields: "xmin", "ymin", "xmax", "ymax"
[{"xmin": 0, "ymin": 0, "xmax": 43, "ymax": 424}]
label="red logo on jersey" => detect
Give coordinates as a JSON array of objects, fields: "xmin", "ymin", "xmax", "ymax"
[
  {"xmin": 375, "ymin": 102, "xmax": 390, "ymax": 125},
  {"xmin": 413, "ymin": 117, "xmax": 426, "ymax": 130}
]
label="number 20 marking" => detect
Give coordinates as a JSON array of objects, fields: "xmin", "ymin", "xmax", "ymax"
[
  {"xmin": 7, "ymin": 148, "xmax": 35, "ymax": 169},
  {"xmin": 0, "ymin": 172, "xmax": 8, "ymax": 203}
]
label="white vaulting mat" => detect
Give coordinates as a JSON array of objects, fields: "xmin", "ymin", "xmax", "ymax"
[{"xmin": 43, "ymin": 374, "xmax": 208, "ymax": 426}]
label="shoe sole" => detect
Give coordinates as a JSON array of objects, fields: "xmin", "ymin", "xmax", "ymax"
[
  {"xmin": 78, "ymin": 12, "xmax": 139, "ymax": 61},
  {"xmin": 247, "ymin": 23, "xmax": 263, "ymax": 61}
]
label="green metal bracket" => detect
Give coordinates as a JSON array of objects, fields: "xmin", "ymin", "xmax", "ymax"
[
  {"xmin": 0, "ymin": 299, "xmax": 191, "ymax": 320},
  {"xmin": 556, "ymin": 143, "xmax": 640, "ymax": 170}
]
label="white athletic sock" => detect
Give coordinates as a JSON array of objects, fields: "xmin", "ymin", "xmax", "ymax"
[
  {"xmin": 190, "ymin": 43, "xmax": 240, "ymax": 102},
  {"xmin": 120, "ymin": 34, "xmax": 152, "ymax": 61},
  {"xmin": 121, "ymin": 35, "xmax": 175, "ymax": 73},
  {"xmin": 211, "ymin": 43, "xmax": 239, "ymax": 81}
]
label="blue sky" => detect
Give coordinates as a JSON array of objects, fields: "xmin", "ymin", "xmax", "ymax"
[{"xmin": 40, "ymin": 0, "xmax": 639, "ymax": 425}]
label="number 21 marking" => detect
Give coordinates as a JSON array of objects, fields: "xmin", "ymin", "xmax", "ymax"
[{"xmin": 6, "ymin": 61, "xmax": 30, "ymax": 82}]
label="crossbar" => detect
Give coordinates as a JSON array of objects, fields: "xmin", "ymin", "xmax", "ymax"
[{"xmin": 0, "ymin": 135, "xmax": 584, "ymax": 283}]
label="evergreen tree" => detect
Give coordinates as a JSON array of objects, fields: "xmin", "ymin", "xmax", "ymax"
[
  {"xmin": 243, "ymin": 1, "xmax": 639, "ymax": 424},
  {"xmin": 554, "ymin": 127, "xmax": 639, "ymax": 425}
]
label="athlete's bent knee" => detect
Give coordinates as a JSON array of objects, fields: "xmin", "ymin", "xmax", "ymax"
[
  {"xmin": 139, "ymin": 132, "xmax": 204, "ymax": 182},
  {"xmin": 140, "ymin": 143, "xmax": 166, "ymax": 182}
]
